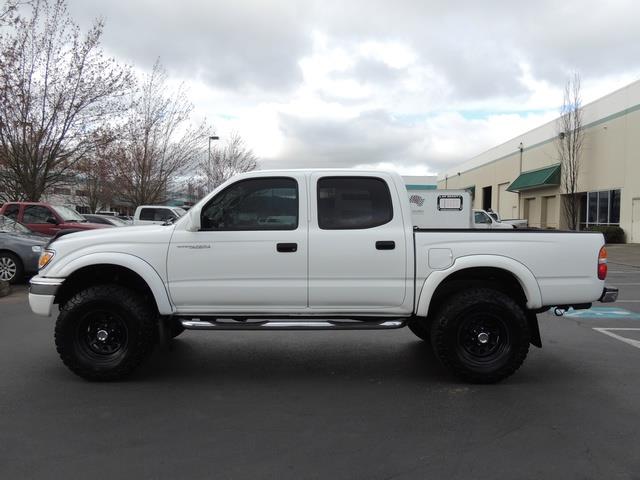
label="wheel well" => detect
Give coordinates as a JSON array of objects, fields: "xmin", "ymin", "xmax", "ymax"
[
  {"xmin": 55, "ymin": 264, "xmax": 158, "ymax": 312},
  {"xmin": 427, "ymin": 267, "xmax": 527, "ymax": 318},
  {"xmin": 0, "ymin": 249, "xmax": 22, "ymax": 266}
]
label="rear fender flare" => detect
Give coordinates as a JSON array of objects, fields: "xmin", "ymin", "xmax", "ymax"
[{"xmin": 416, "ymin": 254, "xmax": 543, "ymax": 317}]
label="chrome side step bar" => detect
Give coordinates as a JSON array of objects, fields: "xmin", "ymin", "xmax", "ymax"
[{"xmin": 181, "ymin": 319, "xmax": 406, "ymax": 331}]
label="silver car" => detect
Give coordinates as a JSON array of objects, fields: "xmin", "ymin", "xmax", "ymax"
[{"xmin": 0, "ymin": 215, "xmax": 48, "ymax": 283}]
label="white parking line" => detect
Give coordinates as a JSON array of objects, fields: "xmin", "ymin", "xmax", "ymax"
[
  {"xmin": 593, "ymin": 328, "xmax": 640, "ymax": 350},
  {"xmin": 611, "ymin": 283, "xmax": 640, "ymax": 285},
  {"xmin": 615, "ymin": 300, "xmax": 640, "ymax": 303}
]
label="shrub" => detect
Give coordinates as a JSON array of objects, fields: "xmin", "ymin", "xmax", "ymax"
[{"xmin": 586, "ymin": 225, "xmax": 626, "ymax": 244}]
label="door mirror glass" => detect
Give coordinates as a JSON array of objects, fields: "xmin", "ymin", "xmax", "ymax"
[{"xmin": 46, "ymin": 216, "xmax": 58, "ymax": 224}]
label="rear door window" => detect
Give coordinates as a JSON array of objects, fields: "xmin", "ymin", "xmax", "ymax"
[{"xmin": 317, "ymin": 177, "xmax": 393, "ymax": 229}]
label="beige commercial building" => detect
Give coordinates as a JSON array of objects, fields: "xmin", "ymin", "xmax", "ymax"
[{"xmin": 438, "ymin": 79, "xmax": 640, "ymax": 243}]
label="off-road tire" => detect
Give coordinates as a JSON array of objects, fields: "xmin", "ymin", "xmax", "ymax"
[
  {"xmin": 408, "ymin": 318, "xmax": 430, "ymax": 341},
  {"xmin": 0, "ymin": 252, "xmax": 23, "ymax": 284},
  {"xmin": 55, "ymin": 285, "xmax": 158, "ymax": 381},
  {"xmin": 430, "ymin": 288, "xmax": 530, "ymax": 383}
]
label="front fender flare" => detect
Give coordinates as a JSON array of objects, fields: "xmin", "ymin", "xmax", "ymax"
[
  {"xmin": 52, "ymin": 252, "xmax": 174, "ymax": 315},
  {"xmin": 415, "ymin": 254, "xmax": 543, "ymax": 317}
]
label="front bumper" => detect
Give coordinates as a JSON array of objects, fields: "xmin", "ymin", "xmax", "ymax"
[
  {"xmin": 29, "ymin": 277, "xmax": 64, "ymax": 317},
  {"xmin": 599, "ymin": 286, "xmax": 619, "ymax": 303}
]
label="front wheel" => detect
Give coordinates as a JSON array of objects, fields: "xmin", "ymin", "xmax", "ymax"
[
  {"xmin": 55, "ymin": 285, "xmax": 158, "ymax": 381},
  {"xmin": 0, "ymin": 252, "xmax": 23, "ymax": 284},
  {"xmin": 430, "ymin": 288, "xmax": 530, "ymax": 383}
]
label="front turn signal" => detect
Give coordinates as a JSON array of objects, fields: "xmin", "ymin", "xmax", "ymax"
[
  {"xmin": 38, "ymin": 249, "xmax": 55, "ymax": 270},
  {"xmin": 597, "ymin": 246, "xmax": 607, "ymax": 280}
]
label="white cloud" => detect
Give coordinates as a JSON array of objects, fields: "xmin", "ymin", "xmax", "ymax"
[{"xmin": 66, "ymin": 0, "xmax": 640, "ymax": 175}]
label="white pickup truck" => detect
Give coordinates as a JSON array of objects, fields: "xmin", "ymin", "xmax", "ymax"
[{"xmin": 29, "ymin": 170, "xmax": 618, "ymax": 383}]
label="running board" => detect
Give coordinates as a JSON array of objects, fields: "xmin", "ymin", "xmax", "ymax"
[{"xmin": 181, "ymin": 319, "xmax": 406, "ymax": 331}]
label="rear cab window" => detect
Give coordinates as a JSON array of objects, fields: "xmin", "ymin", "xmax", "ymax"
[{"xmin": 3, "ymin": 204, "xmax": 19, "ymax": 220}]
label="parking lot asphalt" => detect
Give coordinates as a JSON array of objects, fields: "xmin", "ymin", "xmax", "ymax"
[{"xmin": 1, "ymin": 248, "xmax": 640, "ymax": 479}]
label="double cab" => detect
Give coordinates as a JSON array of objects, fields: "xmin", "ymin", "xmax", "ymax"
[{"xmin": 28, "ymin": 170, "xmax": 617, "ymax": 383}]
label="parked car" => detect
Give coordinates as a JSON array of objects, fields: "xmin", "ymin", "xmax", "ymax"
[
  {"xmin": 82, "ymin": 214, "xmax": 128, "ymax": 227},
  {"xmin": 0, "ymin": 215, "xmax": 48, "ymax": 283},
  {"xmin": 30, "ymin": 169, "xmax": 617, "ymax": 383},
  {"xmin": 473, "ymin": 209, "xmax": 515, "ymax": 229},
  {"xmin": 133, "ymin": 205, "xmax": 186, "ymax": 225},
  {"xmin": 0, "ymin": 202, "xmax": 111, "ymax": 236},
  {"xmin": 486, "ymin": 209, "xmax": 528, "ymax": 229}
]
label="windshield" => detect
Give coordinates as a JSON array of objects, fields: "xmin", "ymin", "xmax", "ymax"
[
  {"xmin": 52, "ymin": 205, "xmax": 87, "ymax": 222},
  {"xmin": 174, "ymin": 207, "xmax": 187, "ymax": 217},
  {"xmin": 0, "ymin": 215, "xmax": 32, "ymax": 234}
]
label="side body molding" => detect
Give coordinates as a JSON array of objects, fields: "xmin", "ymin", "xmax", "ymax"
[
  {"xmin": 415, "ymin": 254, "xmax": 543, "ymax": 317},
  {"xmin": 52, "ymin": 252, "xmax": 174, "ymax": 315}
]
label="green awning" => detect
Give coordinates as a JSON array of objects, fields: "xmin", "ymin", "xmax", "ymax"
[{"xmin": 507, "ymin": 164, "xmax": 561, "ymax": 192}]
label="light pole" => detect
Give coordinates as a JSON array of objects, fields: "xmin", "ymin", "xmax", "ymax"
[
  {"xmin": 208, "ymin": 135, "xmax": 219, "ymax": 189},
  {"xmin": 208, "ymin": 135, "xmax": 219, "ymax": 162}
]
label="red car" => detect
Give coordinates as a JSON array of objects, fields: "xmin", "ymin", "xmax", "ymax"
[{"xmin": 0, "ymin": 202, "xmax": 111, "ymax": 236}]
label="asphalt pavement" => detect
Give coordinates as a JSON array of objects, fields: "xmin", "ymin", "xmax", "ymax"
[{"xmin": 1, "ymin": 247, "xmax": 639, "ymax": 479}]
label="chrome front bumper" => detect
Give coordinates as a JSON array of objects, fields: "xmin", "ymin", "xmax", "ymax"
[
  {"xmin": 29, "ymin": 276, "xmax": 65, "ymax": 317},
  {"xmin": 599, "ymin": 287, "xmax": 619, "ymax": 303}
]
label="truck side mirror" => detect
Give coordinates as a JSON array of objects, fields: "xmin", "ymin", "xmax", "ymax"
[
  {"xmin": 186, "ymin": 208, "xmax": 201, "ymax": 232},
  {"xmin": 46, "ymin": 216, "xmax": 58, "ymax": 225}
]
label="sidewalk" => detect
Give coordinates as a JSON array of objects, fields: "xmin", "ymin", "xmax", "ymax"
[{"xmin": 606, "ymin": 244, "xmax": 640, "ymax": 268}]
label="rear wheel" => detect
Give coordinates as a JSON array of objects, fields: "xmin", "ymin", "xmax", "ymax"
[
  {"xmin": 0, "ymin": 252, "xmax": 23, "ymax": 284},
  {"xmin": 430, "ymin": 288, "xmax": 530, "ymax": 383},
  {"xmin": 55, "ymin": 285, "xmax": 158, "ymax": 381}
]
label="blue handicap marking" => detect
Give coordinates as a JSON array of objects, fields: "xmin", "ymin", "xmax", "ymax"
[{"xmin": 564, "ymin": 307, "xmax": 640, "ymax": 320}]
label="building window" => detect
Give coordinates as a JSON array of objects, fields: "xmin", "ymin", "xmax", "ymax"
[
  {"xmin": 580, "ymin": 189, "xmax": 621, "ymax": 229},
  {"xmin": 76, "ymin": 205, "xmax": 91, "ymax": 214},
  {"xmin": 53, "ymin": 187, "xmax": 71, "ymax": 195},
  {"xmin": 75, "ymin": 190, "xmax": 88, "ymax": 197}
]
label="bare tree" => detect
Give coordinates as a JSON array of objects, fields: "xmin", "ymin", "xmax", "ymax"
[
  {"xmin": 0, "ymin": 1, "xmax": 21, "ymax": 26},
  {"xmin": 112, "ymin": 61, "xmax": 209, "ymax": 206},
  {"xmin": 199, "ymin": 132, "xmax": 258, "ymax": 191},
  {"xmin": 557, "ymin": 73, "xmax": 584, "ymax": 230},
  {"xmin": 0, "ymin": 0, "xmax": 132, "ymax": 202},
  {"xmin": 73, "ymin": 130, "xmax": 117, "ymax": 212}
]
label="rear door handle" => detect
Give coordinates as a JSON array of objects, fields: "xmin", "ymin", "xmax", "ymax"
[
  {"xmin": 376, "ymin": 241, "xmax": 395, "ymax": 250},
  {"xmin": 277, "ymin": 243, "xmax": 298, "ymax": 253}
]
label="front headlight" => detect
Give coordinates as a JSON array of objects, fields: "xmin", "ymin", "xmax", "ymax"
[
  {"xmin": 38, "ymin": 249, "xmax": 55, "ymax": 269},
  {"xmin": 32, "ymin": 245, "xmax": 43, "ymax": 253}
]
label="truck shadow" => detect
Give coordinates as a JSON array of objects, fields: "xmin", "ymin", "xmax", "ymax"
[
  {"xmin": 134, "ymin": 331, "xmax": 551, "ymax": 385},
  {"xmin": 137, "ymin": 332, "xmax": 451, "ymax": 383}
]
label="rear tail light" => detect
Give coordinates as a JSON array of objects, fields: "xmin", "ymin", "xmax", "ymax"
[{"xmin": 597, "ymin": 246, "xmax": 607, "ymax": 280}]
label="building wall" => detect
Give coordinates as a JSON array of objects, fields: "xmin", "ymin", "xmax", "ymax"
[{"xmin": 438, "ymin": 79, "xmax": 640, "ymax": 242}]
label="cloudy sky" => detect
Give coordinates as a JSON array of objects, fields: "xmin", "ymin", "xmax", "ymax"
[{"xmin": 67, "ymin": 0, "xmax": 640, "ymax": 175}]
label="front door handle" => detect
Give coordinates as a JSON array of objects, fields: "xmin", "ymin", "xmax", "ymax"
[
  {"xmin": 376, "ymin": 241, "xmax": 395, "ymax": 250},
  {"xmin": 277, "ymin": 243, "xmax": 298, "ymax": 253}
]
